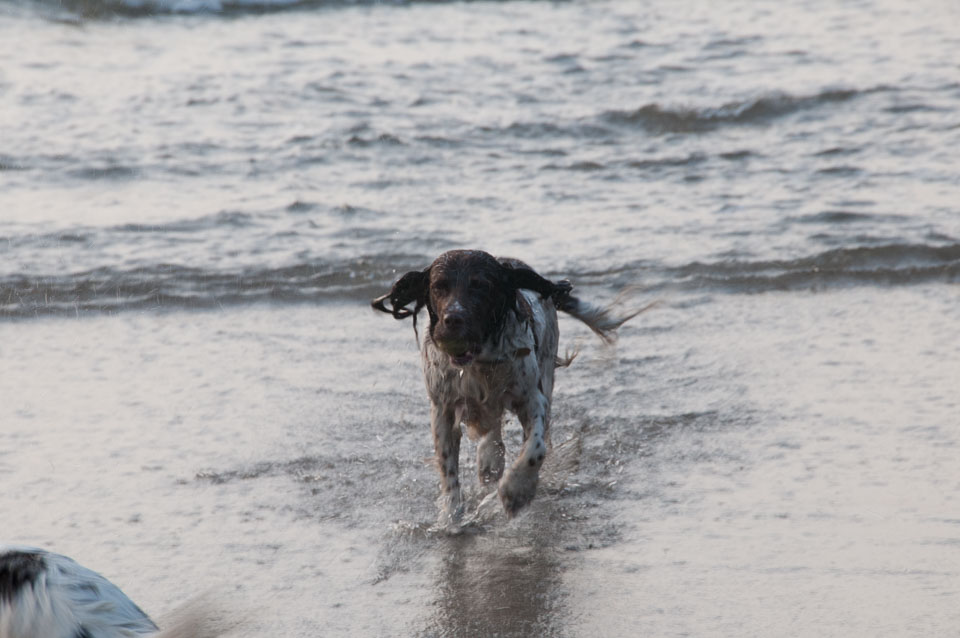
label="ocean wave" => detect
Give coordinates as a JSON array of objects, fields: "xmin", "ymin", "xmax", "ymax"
[
  {"xmin": 483, "ymin": 88, "xmax": 878, "ymax": 144},
  {"xmin": 66, "ymin": 164, "xmax": 141, "ymax": 181},
  {"xmin": 542, "ymin": 153, "xmax": 713, "ymax": 174},
  {"xmin": 670, "ymin": 243, "xmax": 960, "ymax": 293},
  {"xmin": 0, "ymin": 255, "xmax": 424, "ymax": 318},
  {"xmin": 114, "ymin": 210, "xmax": 259, "ymax": 233},
  {"xmin": 788, "ymin": 211, "xmax": 907, "ymax": 225},
  {"xmin": 602, "ymin": 88, "xmax": 872, "ymax": 134},
  {"xmin": 2, "ymin": 242, "xmax": 957, "ymax": 319},
  {"xmin": 36, "ymin": 0, "xmax": 313, "ymax": 17},
  {"xmin": 28, "ymin": 0, "xmax": 461, "ymax": 17},
  {"xmin": 0, "ymin": 155, "xmax": 28, "ymax": 171},
  {"xmin": 492, "ymin": 120, "xmax": 613, "ymax": 141}
]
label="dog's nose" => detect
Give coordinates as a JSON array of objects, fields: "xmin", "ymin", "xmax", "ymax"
[{"xmin": 443, "ymin": 310, "xmax": 465, "ymax": 330}]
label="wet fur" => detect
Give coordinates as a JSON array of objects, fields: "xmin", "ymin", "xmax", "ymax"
[
  {"xmin": 0, "ymin": 547, "xmax": 237, "ymax": 638},
  {"xmin": 372, "ymin": 249, "xmax": 640, "ymax": 518}
]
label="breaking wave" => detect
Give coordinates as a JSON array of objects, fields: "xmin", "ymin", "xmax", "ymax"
[
  {"xmin": 485, "ymin": 88, "xmax": 881, "ymax": 143},
  {"xmin": 3, "ymin": 241, "xmax": 957, "ymax": 319},
  {"xmin": 602, "ymin": 88, "xmax": 875, "ymax": 134},
  {"xmin": 23, "ymin": 0, "xmax": 483, "ymax": 18},
  {"xmin": 0, "ymin": 257, "xmax": 424, "ymax": 318},
  {"xmin": 670, "ymin": 243, "xmax": 960, "ymax": 293}
]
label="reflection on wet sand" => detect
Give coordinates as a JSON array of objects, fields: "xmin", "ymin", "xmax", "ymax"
[{"xmin": 421, "ymin": 530, "xmax": 568, "ymax": 638}]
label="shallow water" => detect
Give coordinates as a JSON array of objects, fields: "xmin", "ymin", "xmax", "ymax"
[
  {"xmin": 2, "ymin": 0, "xmax": 959, "ymax": 635},
  {"xmin": 3, "ymin": 289, "xmax": 958, "ymax": 635}
]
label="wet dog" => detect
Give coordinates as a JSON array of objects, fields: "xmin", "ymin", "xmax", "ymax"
[
  {"xmin": 372, "ymin": 249, "xmax": 643, "ymax": 519},
  {"xmin": 0, "ymin": 545, "xmax": 234, "ymax": 638}
]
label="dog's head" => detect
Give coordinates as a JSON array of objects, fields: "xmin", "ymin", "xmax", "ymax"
[{"xmin": 372, "ymin": 250, "xmax": 571, "ymax": 366}]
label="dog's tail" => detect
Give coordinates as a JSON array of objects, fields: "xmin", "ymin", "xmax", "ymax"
[{"xmin": 552, "ymin": 282, "xmax": 657, "ymax": 345}]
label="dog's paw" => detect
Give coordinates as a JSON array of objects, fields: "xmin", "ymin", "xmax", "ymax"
[
  {"xmin": 436, "ymin": 489, "xmax": 464, "ymax": 526},
  {"xmin": 477, "ymin": 436, "xmax": 505, "ymax": 486},
  {"xmin": 479, "ymin": 456, "xmax": 505, "ymax": 485},
  {"xmin": 479, "ymin": 463, "xmax": 503, "ymax": 486},
  {"xmin": 498, "ymin": 468, "xmax": 539, "ymax": 517}
]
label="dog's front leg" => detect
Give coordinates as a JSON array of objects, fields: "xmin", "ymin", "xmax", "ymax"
[
  {"xmin": 477, "ymin": 428, "xmax": 505, "ymax": 486},
  {"xmin": 499, "ymin": 392, "xmax": 549, "ymax": 516},
  {"xmin": 431, "ymin": 403, "xmax": 463, "ymax": 522}
]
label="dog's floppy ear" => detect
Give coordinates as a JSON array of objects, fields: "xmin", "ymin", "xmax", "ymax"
[
  {"xmin": 505, "ymin": 264, "xmax": 574, "ymax": 308},
  {"xmin": 371, "ymin": 268, "xmax": 430, "ymax": 320}
]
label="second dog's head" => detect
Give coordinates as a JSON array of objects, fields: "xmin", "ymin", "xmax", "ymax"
[{"xmin": 372, "ymin": 250, "xmax": 571, "ymax": 366}]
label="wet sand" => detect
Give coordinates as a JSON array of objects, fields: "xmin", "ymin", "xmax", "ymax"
[{"xmin": 2, "ymin": 286, "xmax": 958, "ymax": 636}]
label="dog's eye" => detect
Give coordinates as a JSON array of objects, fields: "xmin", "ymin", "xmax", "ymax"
[{"xmin": 468, "ymin": 278, "xmax": 489, "ymax": 291}]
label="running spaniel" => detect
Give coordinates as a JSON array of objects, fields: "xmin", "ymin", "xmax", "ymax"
[{"xmin": 372, "ymin": 249, "xmax": 642, "ymax": 519}]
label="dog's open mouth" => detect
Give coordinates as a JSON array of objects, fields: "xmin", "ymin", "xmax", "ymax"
[
  {"xmin": 450, "ymin": 350, "xmax": 475, "ymax": 366},
  {"xmin": 441, "ymin": 342, "xmax": 479, "ymax": 367}
]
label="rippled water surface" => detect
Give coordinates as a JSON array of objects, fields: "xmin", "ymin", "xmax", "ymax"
[{"xmin": 2, "ymin": 0, "xmax": 959, "ymax": 635}]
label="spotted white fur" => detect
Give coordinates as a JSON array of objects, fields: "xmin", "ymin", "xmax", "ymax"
[
  {"xmin": 423, "ymin": 289, "xmax": 559, "ymax": 520},
  {"xmin": 373, "ymin": 250, "xmax": 649, "ymax": 519}
]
